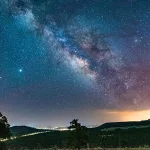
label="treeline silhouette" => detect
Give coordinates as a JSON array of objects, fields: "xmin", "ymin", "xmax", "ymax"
[{"xmin": 96, "ymin": 119, "xmax": 150, "ymax": 129}]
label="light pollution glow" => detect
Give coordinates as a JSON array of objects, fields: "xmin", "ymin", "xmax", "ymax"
[{"xmin": 95, "ymin": 109, "xmax": 150, "ymax": 123}]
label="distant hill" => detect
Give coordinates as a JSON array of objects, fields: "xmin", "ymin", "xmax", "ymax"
[
  {"xmin": 10, "ymin": 126, "xmax": 50, "ymax": 136},
  {"xmin": 94, "ymin": 119, "xmax": 150, "ymax": 130}
]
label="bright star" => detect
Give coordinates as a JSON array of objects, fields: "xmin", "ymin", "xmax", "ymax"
[{"xmin": 19, "ymin": 69, "xmax": 23, "ymax": 73}]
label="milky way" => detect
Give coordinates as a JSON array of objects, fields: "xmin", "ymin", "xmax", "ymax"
[{"xmin": 0, "ymin": 0, "xmax": 150, "ymax": 126}]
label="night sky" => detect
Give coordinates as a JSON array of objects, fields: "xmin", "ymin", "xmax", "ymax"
[{"xmin": 0, "ymin": 0, "xmax": 150, "ymax": 127}]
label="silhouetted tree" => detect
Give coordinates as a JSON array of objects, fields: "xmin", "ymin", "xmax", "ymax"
[
  {"xmin": 0, "ymin": 112, "xmax": 11, "ymax": 138},
  {"xmin": 68, "ymin": 119, "xmax": 89, "ymax": 150},
  {"xmin": 0, "ymin": 112, "xmax": 11, "ymax": 150}
]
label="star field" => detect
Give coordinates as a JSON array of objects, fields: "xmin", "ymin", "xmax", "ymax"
[{"xmin": 0, "ymin": 0, "xmax": 150, "ymax": 127}]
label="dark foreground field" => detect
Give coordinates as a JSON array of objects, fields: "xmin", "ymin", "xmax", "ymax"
[
  {"xmin": 7, "ymin": 148, "xmax": 150, "ymax": 150},
  {"xmin": 7, "ymin": 127, "xmax": 150, "ymax": 149}
]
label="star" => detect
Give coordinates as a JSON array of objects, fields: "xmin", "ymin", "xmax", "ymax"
[{"xmin": 19, "ymin": 69, "xmax": 23, "ymax": 73}]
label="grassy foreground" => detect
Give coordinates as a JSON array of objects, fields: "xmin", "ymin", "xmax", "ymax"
[{"xmin": 7, "ymin": 148, "xmax": 150, "ymax": 150}]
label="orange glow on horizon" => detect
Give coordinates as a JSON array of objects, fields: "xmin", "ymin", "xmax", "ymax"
[{"xmin": 95, "ymin": 109, "xmax": 150, "ymax": 123}]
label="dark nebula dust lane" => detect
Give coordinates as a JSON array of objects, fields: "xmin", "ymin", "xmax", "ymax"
[{"xmin": 0, "ymin": 0, "xmax": 150, "ymax": 127}]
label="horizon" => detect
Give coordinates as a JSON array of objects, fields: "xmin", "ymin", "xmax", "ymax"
[
  {"xmin": 10, "ymin": 117, "xmax": 150, "ymax": 129},
  {"xmin": 9, "ymin": 109, "xmax": 150, "ymax": 128}
]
